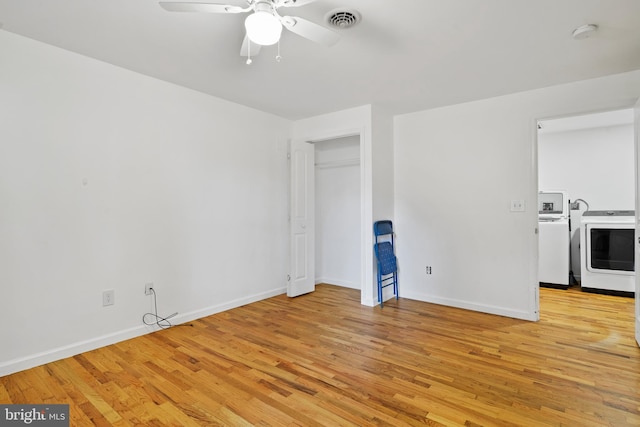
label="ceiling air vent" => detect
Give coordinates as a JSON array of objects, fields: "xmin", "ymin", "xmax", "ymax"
[{"xmin": 326, "ymin": 9, "xmax": 361, "ymax": 29}]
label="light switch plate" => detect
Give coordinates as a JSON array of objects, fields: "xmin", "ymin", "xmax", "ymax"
[{"xmin": 103, "ymin": 289, "xmax": 115, "ymax": 306}]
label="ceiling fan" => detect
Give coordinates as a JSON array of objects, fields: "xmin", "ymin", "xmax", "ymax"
[{"xmin": 159, "ymin": 0, "xmax": 340, "ymax": 61}]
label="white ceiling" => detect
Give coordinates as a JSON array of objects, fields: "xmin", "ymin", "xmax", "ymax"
[{"xmin": 1, "ymin": 0, "xmax": 639, "ymax": 120}]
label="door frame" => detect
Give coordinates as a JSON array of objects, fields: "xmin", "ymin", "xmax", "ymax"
[
  {"xmin": 314, "ymin": 135, "xmax": 362, "ymax": 290},
  {"xmin": 533, "ymin": 104, "xmax": 639, "ymax": 332},
  {"xmin": 289, "ymin": 126, "xmax": 374, "ymax": 305},
  {"xmin": 634, "ymin": 97, "xmax": 640, "ymax": 346}
]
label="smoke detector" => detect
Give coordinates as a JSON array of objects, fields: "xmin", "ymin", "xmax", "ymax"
[
  {"xmin": 326, "ymin": 9, "xmax": 361, "ymax": 29},
  {"xmin": 572, "ymin": 24, "xmax": 598, "ymax": 40}
]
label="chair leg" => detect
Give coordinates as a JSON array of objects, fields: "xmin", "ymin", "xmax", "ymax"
[
  {"xmin": 377, "ymin": 271, "xmax": 383, "ymax": 308},
  {"xmin": 394, "ymin": 273, "xmax": 398, "ymax": 300}
]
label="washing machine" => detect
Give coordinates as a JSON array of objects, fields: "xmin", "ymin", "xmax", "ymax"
[{"xmin": 538, "ymin": 191, "xmax": 570, "ymax": 287}]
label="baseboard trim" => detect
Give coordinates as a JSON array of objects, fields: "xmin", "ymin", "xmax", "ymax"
[
  {"xmin": 400, "ymin": 291, "xmax": 537, "ymax": 321},
  {"xmin": 0, "ymin": 326, "xmax": 149, "ymax": 377},
  {"xmin": 315, "ymin": 277, "xmax": 360, "ymax": 289},
  {"xmin": 0, "ymin": 286, "xmax": 287, "ymax": 377},
  {"xmin": 170, "ymin": 287, "xmax": 287, "ymax": 325}
]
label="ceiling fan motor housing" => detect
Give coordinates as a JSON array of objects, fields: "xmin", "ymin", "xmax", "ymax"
[{"xmin": 253, "ymin": 0, "xmax": 275, "ymax": 14}]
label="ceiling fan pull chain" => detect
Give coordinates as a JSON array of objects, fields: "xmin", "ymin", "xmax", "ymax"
[
  {"xmin": 276, "ymin": 39, "xmax": 282, "ymax": 62},
  {"xmin": 246, "ymin": 37, "xmax": 253, "ymax": 65}
]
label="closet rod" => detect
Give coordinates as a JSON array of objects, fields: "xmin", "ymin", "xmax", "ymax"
[{"xmin": 314, "ymin": 158, "xmax": 360, "ymax": 169}]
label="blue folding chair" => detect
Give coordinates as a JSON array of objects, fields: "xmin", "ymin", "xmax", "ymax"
[{"xmin": 374, "ymin": 220, "xmax": 398, "ymax": 307}]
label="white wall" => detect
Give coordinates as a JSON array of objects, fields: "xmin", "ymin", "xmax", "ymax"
[
  {"xmin": 370, "ymin": 107, "xmax": 396, "ymax": 302},
  {"xmin": 315, "ymin": 136, "xmax": 361, "ymax": 289},
  {"xmin": 394, "ymin": 70, "xmax": 640, "ymax": 321},
  {"xmin": 371, "ymin": 106, "xmax": 395, "ymax": 225},
  {"xmin": 538, "ymin": 119, "xmax": 635, "ymax": 279},
  {"xmin": 539, "ymin": 123, "xmax": 634, "ymax": 210},
  {"xmin": 0, "ymin": 31, "xmax": 291, "ymax": 375}
]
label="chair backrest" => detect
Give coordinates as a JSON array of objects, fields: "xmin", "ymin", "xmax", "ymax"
[{"xmin": 373, "ymin": 220, "xmax": 393, "ymax": 237}]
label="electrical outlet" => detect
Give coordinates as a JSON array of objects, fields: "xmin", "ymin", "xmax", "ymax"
[
  {"xmin": 145, "ymin": 283, "xmax": 154, "ymax": 295},
  {"xmin": 510, "ymin": 199, "xmax": 525, "ymax": 212},
  {"xmin": 103, "ymin": 289, "xmax": 115, "ymax": 306},
  {"xmin": 426, "ymin": 266, "xmax": 432, "ymax": 275}
]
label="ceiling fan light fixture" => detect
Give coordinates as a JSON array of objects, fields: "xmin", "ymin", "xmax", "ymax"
[{"xmin": 245, "ymin": 11, "xmax": 283, "ymax": 46}]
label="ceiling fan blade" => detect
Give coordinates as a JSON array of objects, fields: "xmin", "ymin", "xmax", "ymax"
[
  {"xmin": 278, "ymin": 0, "xmax": 318, "ymax": 7},
  {"xmin": 240, "ymin": 35, "xmax": 262, "ymax": 57},
  {"xmin": 159, "ymin": 2, "xmax": 247, "ymax": 13},
  {"xmin": 281, "ymin": 16, "xmax": 340, "ymax": 46}
]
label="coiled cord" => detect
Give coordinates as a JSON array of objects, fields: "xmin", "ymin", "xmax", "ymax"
[{"xmin": 142, "ymin": 288, "xmax": 178, "ymax": 330}]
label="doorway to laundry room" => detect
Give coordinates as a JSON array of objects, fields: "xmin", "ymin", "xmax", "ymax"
[
  {"xmin": 314, "ymin": 135, "xmax": 362, "ymax": 292},
  {"xmin": 537, "ymin": 108, "xmax": 635, "ymax": 296}
]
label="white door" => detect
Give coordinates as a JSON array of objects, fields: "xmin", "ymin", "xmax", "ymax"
[
  {"xmin": 635, "ymin": 97, "xmax": 640, "ymax": 346},
  {"xmin": 288, "ymin": 139, "xmax": 315, "ymax": 297}
]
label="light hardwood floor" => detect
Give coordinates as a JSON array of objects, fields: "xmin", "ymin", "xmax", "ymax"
[{"xmin": 1, "ymin": 284, "xmax": 639, "ymax": 426}]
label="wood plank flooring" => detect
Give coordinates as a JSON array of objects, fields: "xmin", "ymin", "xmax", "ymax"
[{"xmin": 2, "ymin": 284, "xmax": 639, "ymax": 426}]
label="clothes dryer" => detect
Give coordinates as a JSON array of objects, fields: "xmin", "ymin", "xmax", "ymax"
[{"xmin": 580, "ymin": 210, "xmax": 635, "ymax": 294}]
